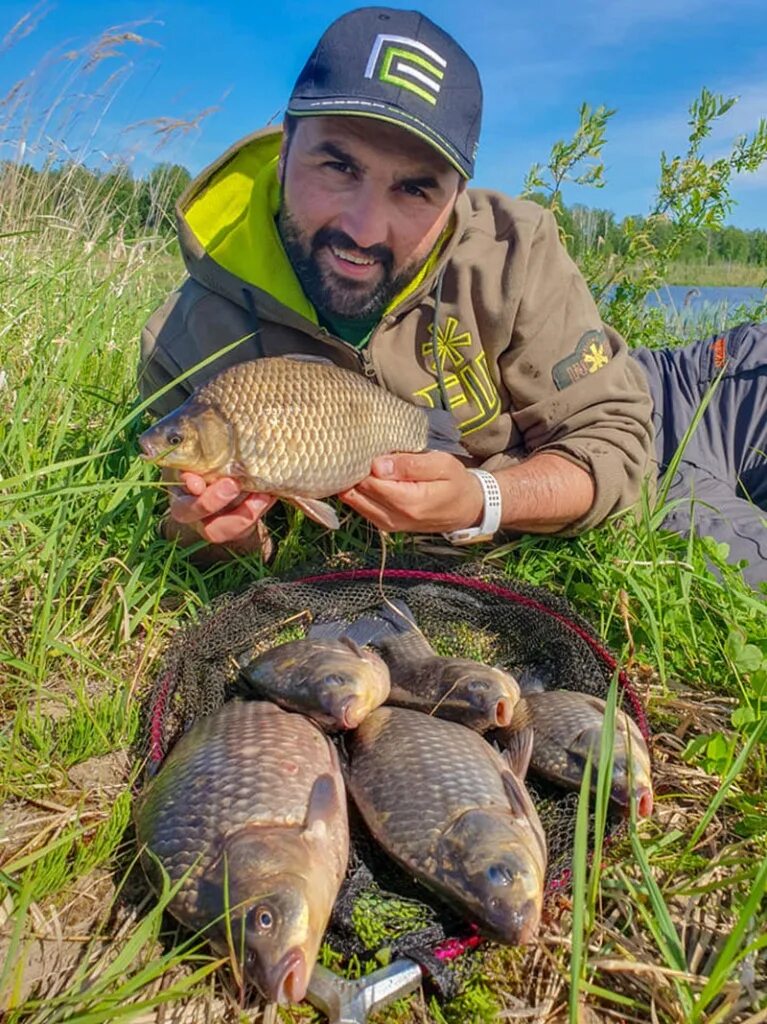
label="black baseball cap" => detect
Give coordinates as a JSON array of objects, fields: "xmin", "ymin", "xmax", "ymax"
[{"xmin": 287, "ymin": 7, "xmax": 482, "ymax": 179}]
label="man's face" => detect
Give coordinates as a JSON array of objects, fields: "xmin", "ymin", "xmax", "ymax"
[{"xmin": 278, "ymin": 116, "xmax": 463, "ymax": 320}]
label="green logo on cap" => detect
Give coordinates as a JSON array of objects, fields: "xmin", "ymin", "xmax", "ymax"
[{"xmin": 365, "ymin": 34, "xmax": 446, "ymax": 106}]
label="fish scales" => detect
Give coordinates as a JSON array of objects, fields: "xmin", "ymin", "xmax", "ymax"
[
  {"xmin": 348, "ymin": 707, "xmax": 546, "ymax": 943},
  {"xmin": 197, "ymin": 358, "xmax": 430, "ymax": 496},
  {"xmin": 350, "ymin": 708, "xmax": 511, "ymax": 845},
  {"xmin": 135, "ymin": 699, "xmax": 345, "ymax": 927}
]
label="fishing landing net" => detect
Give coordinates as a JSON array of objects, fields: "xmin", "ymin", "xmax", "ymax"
[{"xmin": 141, "ymin": 556, "xmax": 649, "ymax": 998}]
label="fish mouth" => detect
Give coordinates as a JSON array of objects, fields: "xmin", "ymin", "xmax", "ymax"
[
  {"xmin": 494, "ymin": 697, "xmax": 514, "ymax": 728},
  {"xmin": 138, "ymin": 433, "xmax": 158, "ymax": 459},
  {"xmin": 340, "ymin": 696, "xmax": 363, "ymax": 729},
  {"xmin": 637, "ymin": 786, "xmax": 654, "ymax": 818},
  {"xmin": 611, "ymin": 783, "xmax": 654, "ymax": 819},
  {"xmin": 263, "ymin": 947, "xmax": 307, "ymax": 1005},
  {"xmin": 493, "ymin": 900, "xmax": 541, "ymax": 945}
]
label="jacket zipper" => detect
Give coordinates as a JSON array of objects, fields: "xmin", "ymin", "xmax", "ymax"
[
  {"xmin": 316, "ymin": 325, "xmax": 380, "ymax": 382},
  {"xmin": 358, "ymin": 346, "xmax": 378, "ymax": 380}
]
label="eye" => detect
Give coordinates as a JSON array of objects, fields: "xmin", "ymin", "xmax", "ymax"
[
  {"xmin": 400, "ymin": 183, "xmax": 427, "ymax": 199},
  {"xmin": 248, "ymin": 904, "xmax": 275, "ymax": 933},
  {"xmin": 167, "ymin": 432, "xmax": 183, "ymax": 446},
  {"xmin": 468, "ymin": 679, "xmax": 489, "ymax": 693},
  {"xmin": 323, "ymin": 674, "xmax": 351, "ymax": 688},
  {"xmin": 486, "ymin": 863, "xmax": 514, "ymax": 887},
  {"xmin": 325, "ymin": 160, "xmax": 354, "ymax": 176}
]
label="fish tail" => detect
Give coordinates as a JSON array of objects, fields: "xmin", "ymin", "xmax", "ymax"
[
  {"xmin": 310, "ymin": 599, "xmax": 418, "ymax": 649},
  {"xmin": 424, "ymin": 408, "xmax": 467, "ymax": 456}
]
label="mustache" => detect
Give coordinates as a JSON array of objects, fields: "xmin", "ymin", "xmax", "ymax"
[{"xmin": 312, "ymin": 228, "xmax": 393, "ymax": 273}]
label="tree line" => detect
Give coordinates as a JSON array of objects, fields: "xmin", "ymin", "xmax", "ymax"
[
  {"xmin": 537, "ymin": 197, "xmax": 767, "ymax": 267},
  {"xmin": 0, "ymin": 160, "xmax": 192, "ymax": 239},
  {"xmin": 2, "ymin": 159, "xmax": 766, "ymax": 267}
]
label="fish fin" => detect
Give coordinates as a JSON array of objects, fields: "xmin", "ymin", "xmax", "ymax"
[
  {"xmin": 289, "ymin": 497, "xmax": 340, "ymax": 530},
  {"xmin": 424, "ymin": 408, "xmax": 467, "ymax": 457},
  {"xmin": 331, "ymin": 614, "xmax": 390, "ymax": 649},
  {"xmin": 501, "ymin": 763, "xmax": 541, "ymax": 831},
  {"xmin": 500, "ymin": 766, "xmax": 535, "ymax": 817},
  {"xmin": 501, "ymin": 772, "xmax": 548, "ymax": 862},
  {"xmin": 502, "ymin": 726, "xmax": 534, "ymax": 780},
  {"xmin": 282, "ymin": 353, "xmax": 335, "ymax": 365},
  {"xmin": 308, "ymin": 618, "xmax": 351, "ymax": 642},
  {"xmin": 514, "ymin": 667, "xmax": 548, "ymax": 694},
  {"xmin": 310, "ymin": 600, "xmax": 431, "ymax": 656},
  {"xmin": 570, "ymin": 725, "xmax": 603, "ymax": 760},
  {"xmin": 374, "ymin": 600, "xmax": 433, "ymax": 656},
  {"xmin": 337, "ymin": 635, "xmax": 365, "ymax": 657},
  {"xmin": 303, "ymin": 772, "xmax": 342, "ymax": 839}
]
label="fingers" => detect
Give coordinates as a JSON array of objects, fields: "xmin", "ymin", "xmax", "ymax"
[
  {"xmin": 340, "ymin": 487, "xmax": 399, "ymax": 532},
  {"xmin": 199, "ymin": 494, "xmax": 277, "ymax": 544},
  {"xmin": 170, "ymin": 477, "xmax": 255, "ymax": 523},
  {"xmin": 179, "ymin": 471, "xmax": 207, "ymax": 497},
  {"xmin": 166, "ymin": 475, "xmax": 276, "ymax": 545},
  {"xmin": 341, "ymin": 461, "xmax": 484, "ymax": 534},
  {"xmin": 161, "ymin": 513, "xmax": 275, "ymax": 564}
]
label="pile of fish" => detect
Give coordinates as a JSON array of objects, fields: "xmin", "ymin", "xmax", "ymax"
[{"xmin": 135, "ymin": 598, "xmax": 653, "ymax": 1008}]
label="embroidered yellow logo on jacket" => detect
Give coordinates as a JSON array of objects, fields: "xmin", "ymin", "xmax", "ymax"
[
  {"xmin": 552, "ymin": 329, "xmax": 611, "ymax": 390},
  {"xmin": 413, "ymin": 317, "xmax": 501, "ymax": 436}
]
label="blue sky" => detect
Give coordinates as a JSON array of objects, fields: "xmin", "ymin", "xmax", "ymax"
[{"xmin": 2, "ymin": 0, "xmax": 766, "ymax": 227}]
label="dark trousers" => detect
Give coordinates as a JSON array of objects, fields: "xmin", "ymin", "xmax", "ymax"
[{"xmin": 631, "ymin": 322, "xmax": 767, "ymax": 589}]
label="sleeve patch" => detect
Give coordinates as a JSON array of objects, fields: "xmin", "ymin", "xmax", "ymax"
[{"xmin": 552, "ymin": 329, "xmax": 611, "ymax": 390}]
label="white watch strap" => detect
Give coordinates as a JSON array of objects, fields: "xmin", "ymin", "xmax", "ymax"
[{"xmin": 443, "ymin": 469, "xmax": 503, "ymax": 545}]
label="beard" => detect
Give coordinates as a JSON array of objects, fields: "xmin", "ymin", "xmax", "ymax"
[{"xmin": 277, "ymin": 202, "xmax": 425, "ymax": 321}]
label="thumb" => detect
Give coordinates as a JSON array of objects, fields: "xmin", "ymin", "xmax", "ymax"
[{"xmin": 370, "ymin": 451, "xmax": 458, "ymax": 482}]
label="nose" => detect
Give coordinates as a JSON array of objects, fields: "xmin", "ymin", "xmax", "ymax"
[{"xmin": 336, "ymin": 182, "xmax": 391, "ymax": 251}]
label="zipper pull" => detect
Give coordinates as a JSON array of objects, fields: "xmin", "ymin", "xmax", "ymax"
[{"xmin": 359, "ymin": 349, "xmax": 378, "ymax": 381}]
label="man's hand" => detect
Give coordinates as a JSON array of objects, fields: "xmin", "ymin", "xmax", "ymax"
[
  {"xmin": 339, "ymin": 452, "xmax": 484, "ymax": 534},
  {"xmin": 162, "ymin": 471, "xmax": 277, "ymax": 559},
  {"xmin": 339, "ymin": 450, "xmax": 595, "ymax": 536}
]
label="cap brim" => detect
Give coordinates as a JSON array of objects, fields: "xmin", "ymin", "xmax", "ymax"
[{"xmin": 286, "ymin": 98, "xmax": 472, "ymax": 179}]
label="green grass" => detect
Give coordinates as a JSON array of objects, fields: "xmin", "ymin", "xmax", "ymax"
[
  {"xmin": 664, "ymin": 262, "xmax": 767, "ymax": 287},
  {"xmin": 1, "ymin": 224, "xmax": 765, "ymax": 1023},
  {"xmin": 2, "ymin": 40, "xmax": 767, "ymax": 1020}
]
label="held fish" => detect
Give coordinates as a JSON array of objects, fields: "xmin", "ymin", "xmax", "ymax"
[
  {"xmin": 237, "ymin": 636, "xmax": 390, "ymax": 730},
  {"xmin": 134, "ymin": 700, "xmax": 349, "ymax": 1004},
  {"xmin": 138, "ymin": 355, "xmax": 464, "ymax": 529},
  {"xmin": 347, "ymin": 706, "xmax": 547, "ymax": 944},
  {"xmin": 314, "ymin": 600, "xmax": 520, "ymax": 731},
  {"xmin": 494, "ymin": 689, "xmax": 653, "ymax": 817}
]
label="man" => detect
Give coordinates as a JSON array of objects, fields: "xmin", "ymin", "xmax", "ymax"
[{"xmin": 138, "ymin": 7, "xmax": 766, "ymax": 588}]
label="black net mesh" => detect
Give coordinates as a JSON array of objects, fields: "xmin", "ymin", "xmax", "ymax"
[{"xmin": 141, "ymin": 555, "xmax": 648, "ymax": 998}]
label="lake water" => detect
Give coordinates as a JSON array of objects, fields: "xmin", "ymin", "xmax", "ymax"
[{"xmin": 646, "ymin": 284, "xmax": 765, "ymax": 313}]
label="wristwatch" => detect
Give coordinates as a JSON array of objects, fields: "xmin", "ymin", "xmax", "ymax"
[{"xmin": 443, "ymin": 468, "xmax": 503, "ymax": 545}]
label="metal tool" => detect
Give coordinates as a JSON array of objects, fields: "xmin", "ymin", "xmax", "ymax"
[{"xmin": 306, "ymin": 958, "xmax": 424, "ymax": 1024}]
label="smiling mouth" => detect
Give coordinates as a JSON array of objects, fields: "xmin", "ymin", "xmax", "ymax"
[{"xmin": 330, "ymin": 245, "xmax": 377, "ymax": 267}]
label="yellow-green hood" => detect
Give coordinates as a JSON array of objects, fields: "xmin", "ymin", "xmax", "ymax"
[{"xmin": 176, "ymin": 126, "xmax": 319, "ymax": 325}]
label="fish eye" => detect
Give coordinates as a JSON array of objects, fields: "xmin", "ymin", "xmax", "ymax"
[
  {"xmin": 167, "ymin": 432, "xmax": 184, "ymax": 446},
  {"xmin": 248, "ymin": 904, "xmax": 275, "ymax": 933},
  {"xmin": 323, "ymin": 674, "xmax": 352, "ymax": 688},
  {"xmin": 486, "ymin": 863, "xmax": 514, "ymax": 887}
]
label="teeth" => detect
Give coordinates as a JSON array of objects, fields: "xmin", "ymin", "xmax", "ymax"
[{"xmin": 331, "ymin": 246, "xmax": 375, "ymax": 266}]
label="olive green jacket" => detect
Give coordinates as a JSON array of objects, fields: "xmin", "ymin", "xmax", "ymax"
[{"xmin": 138, "ymin": 125, "xmax": 654, "ymax": 533}]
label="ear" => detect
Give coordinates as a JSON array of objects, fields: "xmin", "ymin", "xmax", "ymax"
[{"xmin": 457, "ymin": 178, "xmax": 467, "ymax": 195}]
